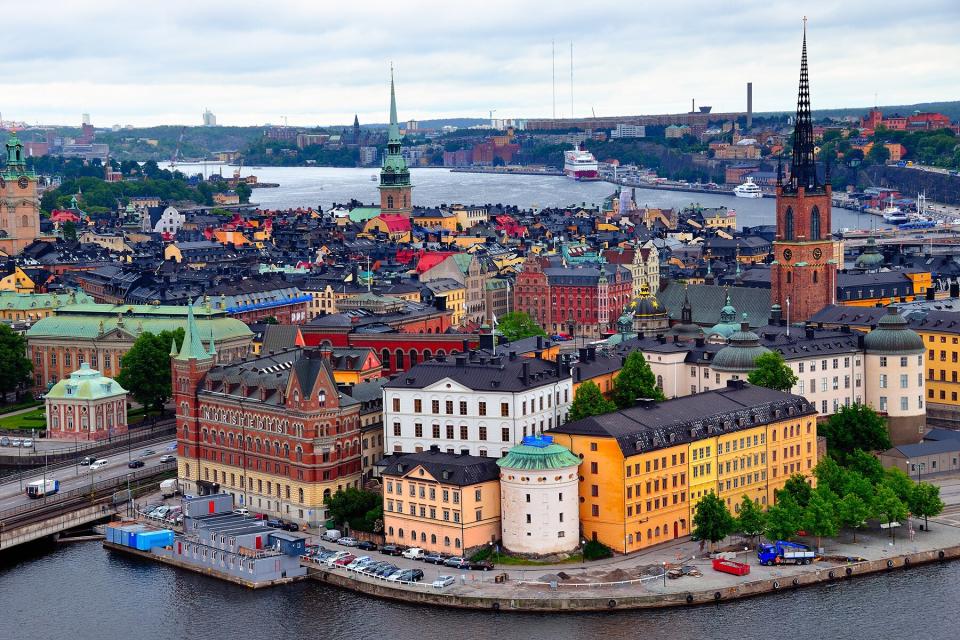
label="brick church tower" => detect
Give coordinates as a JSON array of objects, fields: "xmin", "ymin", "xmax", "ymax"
[
  {"xmin": 0, "ymin": 132, "xmax": 40, "ymax": 255},
  {"xmin": 378, "ymin": 66, "xmax": 412, "ymax": 217},
  {"xmin": 171, "ymin": 304, "xmax": 215, "ymax": 494},
  {"xmin": 771, "ymin": 21, "xmax": 836, "ymax": 323}
]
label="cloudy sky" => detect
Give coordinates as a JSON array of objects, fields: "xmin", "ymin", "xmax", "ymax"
[{"xmin": 4, "ymin": 0, "xmax": 958, "ymax": 128}]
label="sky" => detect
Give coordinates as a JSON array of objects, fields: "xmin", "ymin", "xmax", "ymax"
[{"xmin": 3, "ymin": 0, "xmax": 958, "ymax": 128}]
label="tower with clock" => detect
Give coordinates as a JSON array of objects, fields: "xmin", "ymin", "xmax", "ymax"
[
  {"xmin": 771, "ymin": 20, "xmax": 836, "ymax": 323},
  {"xmin": 0, "ymin": 131, "xmax": 40, "ymax": 256}
]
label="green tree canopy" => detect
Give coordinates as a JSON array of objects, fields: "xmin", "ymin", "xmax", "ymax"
[
  {"xmin": 324, "ymin": 487, "xmax": 383, "ymax": 533},
  {"xmin": 813, "ymin": 456, "xmax": 847, "ymax": 495},
  {"xmin": 910, "ymin": 482, "xmax": 945, "ymax": 531},
  {"xmin": 692, "ymin": 493, "xmax": 735, "ymax": 550},
  {"xmin": 845, "ymin": 448, "xmax": 886, "ymax": 484},
  {"xmin": 803, "ymin": 487, "xmax": 839, "ymax": 548},
  {"xmin": 747, "ymin": 351, "xmax": 799, "ymax": 392},
  {"xmin": 235, "ymin": 181, "xmax": 252, "ymax": 203},
  {"xmin": 116, "ymin": 328, "xmax": 184, "ymax": 412},
  {"xmin": 496, "ymin": 311, "xmax": 546, "ymax": 343},
  {"xmin": 873, "ymin": 484, "xmax": 908, "ymax": 540},
  {"xmin": 567, "ymin": 380, "xmax": 616, "ymax": 422},
  {"xmin": 765, "ymin": 493, "xmax": 803, "ymax": 542},
  {"xmin": 818, "ymin": 404, "xmax": 891, "ymax": 459},
  {"xmin": 62, "ymin": 220, "xmax": 78, "ymax": 242},
  {"xmin": 0, "ymin": 324, "xmax": 33, "ymax": 401},
  {"xmin": 882, "ymin": 467, "xmax": 916, "ymax": 505},
  {"xmin": 735, "ymin": 495, "xmax": 766, "ymax": 545},
  {"xmin": 837, "ymin": 493, "xmax": 871, "ymax": 542},
  {"xmin": 612, "ymin": 350, "xmax": 664, "ymax": 410},
  {"xmin": 779, "ymin": 474, "xmax": 814, "ymax": 508}
]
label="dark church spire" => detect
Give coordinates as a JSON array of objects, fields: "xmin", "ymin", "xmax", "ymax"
[{"xmin": 788, "ymin": 17, "xmax": 820, "ymax": 192}]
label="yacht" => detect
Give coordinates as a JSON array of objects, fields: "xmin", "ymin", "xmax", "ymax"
[{"xmin": 733, "ymin": 177, "xmax": 763, "ymax": 198}]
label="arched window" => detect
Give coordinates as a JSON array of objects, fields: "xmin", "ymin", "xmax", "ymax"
[
  {"xmin": 444, "ymin": 536, "xmax": 450, "ymax": 547},
  {"xmin": 455, "ymin": 538, "xmax": 461, "ymax": 549},
  {"xmin": 656, "ymin": 375, "xmax": 663, "ymax": 390},
  {"xmin": 813, "ymin": 271, "xmax": 819, "ymax": 283},
  {"xmin": 421, "ymin": 532, "xmax": 426, "ymax": 542},
  {"xmin": 409, "ymin": 350, "xmax": 418, "ymax": 366},
  {"xmin": 783, "ymin": 206, "xmax": 794, "ymax": 241},
  {"xmin": 298, "ymin": 487, "xmax": 304, "ymax": 503},
  {"xmin": 431, "ymin": 534, "xmax": 437, "ymax": 544},
  {"xmin": 395, "ymin": 349, "xmax": 404, "ymax": 370},
  {"xmin": 786, "ymin": 271, "xmax": 792, "ymax": 284},
  {"xmin": 398, "ymin": 528, "xmax": 404, "ymax": 539},
  {"xmin": 389, "ymin": 526, "xmax": 394, "ymax": 536},
  {"xmin": 21, "ymin": 215, "xmax": 28, "ymax": 228},
  {"xmin": 381, "ymin": 349, "xmax": 391, "ymax": 370},
  {"xmin": 810, "ymin": 205, "xmax": 821, "ymax": 240},
  {"xmin": 295, "ymin": 446, "xmax": 303, "ymax": 462},
  {"xmin": 423, "ymin": 349, "xmax": 432, "ymax": 360},
  {"xmin": 387, "ymin": 195, "xmax": 394, "ymax": 209}
]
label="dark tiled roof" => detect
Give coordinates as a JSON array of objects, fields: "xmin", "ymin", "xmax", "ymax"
[
  {"xmin": 658, "ymin": 282, "xmax": 771, "ymax": 327},
  {"xmin": 383, "ymin": 354, "xmax": 569, "ymax": 392},
  {"xmin": 888, "ymin": 440, "xmax": 960, "ymax": 458},
  {"xmin": 551, "ymin": 383, "xmax": 815, "ymax": 458},
  {"xmin": 261, "ymin": 324, "xmax": 302, "ymax": 353},
  {"xmin": 379, "ymin": 450, "xmax": 500, "ymax": 486}
]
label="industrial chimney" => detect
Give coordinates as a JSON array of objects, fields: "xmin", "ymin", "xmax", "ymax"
[{"xmin": 746, "ymin": 82, "xmax": 753, "ymax": 129}]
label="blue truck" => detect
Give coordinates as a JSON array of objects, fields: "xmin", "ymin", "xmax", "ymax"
[{"xmin": 757, "ymin": 540, "xmax": 816, "ymax": 566}]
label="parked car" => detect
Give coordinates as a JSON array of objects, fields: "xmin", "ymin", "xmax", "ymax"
[
  {"xmin": 278, "ymin": 519, "xmax": 299, "ymax": 532},
  {"xmin": 432, "ymin": 575, "xmax": 456, "ymax": 588},
  {"xmin": 346, "ymin": 556, "xmax": 372, "ymax": 571},
  {"xmin": 356, "ymin": 540, "xmax": 378, "ymax": 551},
  {"xmin": 324, "ymin": 551, "xmax": 351, "ymax": 567},
  {"xmin": 0, "ymin": 436, "xmax": 10, "ymax": 446},
  {"xmin": 80, "ymin": 456, "xmax": 95, "ymax": 466},
  {"xmin": 338, "ymin": 537, "xmax": 359, "ymax": 547},
  {"xmin": 422, "ymin": 553, "xmax": 447, "ymax": 565},
  {"xmin": 159, "ymin": 454, "xmax": 176, "ymax": 463},
  {"xmin": 389, "ymin": 568, "xmax": 424, "ymax": 583},
  {"xmin": 374, "ymin": 564, "xmax": 400, "ymax": 577},
  {"xmin": 21, "ymin": 438, "xmax": 33, "ymax": 448},
  {"xmin": 253, "ymin": 513, "xmax": 269, "ymax": 520},
  {"xmin": 233, "ymin": 508, "xmax": 250, "ymax": 516},
  {"xmin": 89, "ymin": 459, "xmax": 108, "ymax": 470},
  {"xmin": 333, "ymin": 554, "xmax": 356, "ymax": 567},
  {"xmin": 149, "ymin": 506, "xmax": 171, "ymax": 520},
  {"xmin": 401, "ymin": 547, "xmax": 425, "ymax": 560},
  {"xmin": 139, "ymin": 449, "xmax": 156, "ymax": 458},
  {"xmin": 128, "ymin": 460, "xmax": 145, "ymax": 469},
  {"xmin": 361, "ymin": 561, "xmax": 388, "ymax": 575},
  {"xmin": 265, "ymin": 519, "xmax": 283, "ymax": 529},
  {"xmin": 443, "ymin": 557, "xmax": 470, "ymax": 569},
  {"xmin": 470, "ymin": 560, "xmax": 494, "ymax": 571},
  {"xmin": 380, "ymin": 544, "xmax": 403, "ymax": 556},
  {"xmin": 10, "ymin": 438, "xmax": 22, "ymax": 447}
]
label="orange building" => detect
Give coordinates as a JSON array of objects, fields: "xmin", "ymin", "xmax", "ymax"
[{"xmin": 381, "ymin": 449, "xmax": 501, "ymax": 554}]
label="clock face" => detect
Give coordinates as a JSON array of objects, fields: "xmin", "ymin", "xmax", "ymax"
[
  {"xmin": 17, "ymin": 176, "xmax": 28, "ymax": 189},
  {"xmin": 782, "ymin": 248, "xmax": 793, "ymax": 262},
  {"xmin": 812, "ymin": 247, "xmax": 823, "ymax": 260}
]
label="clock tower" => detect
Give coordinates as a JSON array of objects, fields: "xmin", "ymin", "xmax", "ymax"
[
  {"xmin": 378, "ymin": 66, "xmax": 412, "ymax": 217},
  {"xmin": 0, "ymin": 131, "xmax": 40, "ymax": 256},
  {"xmin": 771, "ymin": 20, "xmax": 835, "ymax": 323}
]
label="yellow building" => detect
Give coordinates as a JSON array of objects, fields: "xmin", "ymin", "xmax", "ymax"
[
  {"xmin": 425, "ymin": 279, "xmax": 466, "ymax": 327},
  {"xmin": 550, "ymin": 381, "xmax": 818, "ymax": 553},
  {"xmin": 0, "ymin": 266, "xmax": 36, "ymax": 293},
  {"xmin": 381, "ymin": 450, "xmax": 501, "ymax": 554},
  {"xmin": 412, "ymin": 209, "xmax": 459, "ymax": 232},
  {"xmin": 0, "ymin": 289, "xmax": 95, "ymax": 322}
]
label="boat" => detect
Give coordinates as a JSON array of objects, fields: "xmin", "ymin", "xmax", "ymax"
[
  {"xmin": 563, "ymin": 146, "xmax": 599, "ymax": 180},
  {"xmin": 733, "ymin": 177, "xmax": 763, "ymax": 198}
]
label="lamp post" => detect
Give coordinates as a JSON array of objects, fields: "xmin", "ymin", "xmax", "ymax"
[{"xmin": 662, "ymin": 561, "xmax": 667, "ymax": 588}]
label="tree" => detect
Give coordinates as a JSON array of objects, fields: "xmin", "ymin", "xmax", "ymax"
[
  {"xmin": 62, "ymin": 220, "xmax": 78, "ymax": 242},
  {"xmin": 803, "ymin": 488, "xmax": 839, "ymax": 549},
  {"xmin": 747, "ymin": 351, "xmax": 798, "ymax": 392},
  {"xmin": 0, "ymin": 324, "xmax": 32, "ymax": 402},
  {"xmin": 735, "ymin": 495, "xmax": 766, "ymax": 546},
  {"xmin": 818, "ymin": 404, "xmax": 891, "ymax": 459},
  {"xmin": 567, "ymin": 381, "xmax": 616, "ymax": 422},
  {"xmin": 873, "ymin": 484, "xmax": 908, "ymax": 541},
  {"xmin": 692, "ymin": 493, "xmax": 735, "ymax": 551},
  {"xmin": 496, "ymin": 311, "xmax": 546, "ymax": 343},
  {"xmin": 868, "ymin": 142, "xmax": 891, "ymax": 164},
  {"xmin": 813, "ymin": 456, "xmax": 847, "ymax": 496},
  {"xmin": 261, "ymin": 316, "xmax": 279, "ymax": 325},
  {"xmin": 324, "ymin": 487, "xmax": 383, "ymax": 533},
  {"xmin": 116, "ymin": 328, "xmax": 184, "ymax": 412},
  {"xmin": 779, "ymin": 474, "xmax": 814, "ymax": 508},
  {"xmin": 910, "ymin": 482, "xmax": 945, "ymax": 531},
  {"xmin": 882, "ymin": 467, "xmax": 915, "ymax": 505},
  {"xmin": 837, "ymin": 493, "xmax": 871, "ymax": 542},
  {"xmin": 845, "ymin": 449, "xmax": 885, "ymax": 484},
  {"xmin": 611, "ymin": 350, "xmax": 664, "ymax": 409},
  {"xmin": 765, "ymin": 493, "xmax": 803, "ymax": 542},
  {"xmin": 235, "ymin": 182, "xmax": 252, "ymax": 204}
]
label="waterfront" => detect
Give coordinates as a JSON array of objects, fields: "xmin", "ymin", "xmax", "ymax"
[
  {"xmin": 3, "ymin": 539, "xmax": 960, "ymax": 640},
  {"xmin": 170, "ymin": 164, "xmax": 876, "ymax": 232}
]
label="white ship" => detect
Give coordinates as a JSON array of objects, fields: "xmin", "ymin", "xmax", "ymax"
[
  {"xmin": 563, "ymin": 146, "xmax": 599, "ymax": 180},
  {"xmin": 733, "ymin": 177, "xmax": 763, "ymax": 198}
]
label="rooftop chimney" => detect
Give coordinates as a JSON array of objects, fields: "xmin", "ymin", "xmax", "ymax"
[
  {"xmin": 455, "ymin": 355, "xmax": 467, "ymax": 368},
  {"xmin": 521, "ymin": 361, "xmax": 530, "ymax": 386}
]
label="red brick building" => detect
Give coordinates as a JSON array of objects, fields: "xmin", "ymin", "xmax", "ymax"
[
  {"xmin": 514, "ymin": 257, "xmax": 633, "ymax": 338},
  {"xmin": 173, "ymin": 306, "xmax": 362, "ymax": 527},
  {"xmin": 771, "ymin": 26, "xmax": 836, "ymax": 323}
]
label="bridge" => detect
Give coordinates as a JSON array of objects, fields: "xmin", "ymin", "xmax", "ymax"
[{"xmin": 0, "ymin": 463, "xmax": 175, "ymax": 552}]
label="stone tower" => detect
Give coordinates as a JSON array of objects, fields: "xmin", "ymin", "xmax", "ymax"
[
  {"xmin": 0, "ymin": 131, "xmax": 40, "ymax": 255},
  {"xmin": 770, "ymin": 21, "xmax": 836, "ymax": 323},
  {"xmin": 171, "ymin": 304, "xmax": 215, "ymax": 495},
  {"xmin": 378, "ymin": 66, "xmax": 412, "ymax": 216}
]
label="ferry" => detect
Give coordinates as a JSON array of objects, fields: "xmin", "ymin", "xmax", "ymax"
[
  {"xmin": 733, "ymin": 177, "xmax": 763, "ymax": 198},
  {"xmin": 564, "ymin": 146, "xmax": 599, "ymax": 180}
]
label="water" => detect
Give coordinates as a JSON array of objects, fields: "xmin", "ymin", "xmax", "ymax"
[
  {"xmin": 3, "ymin": 540, "xmax": 958, "ymax": 640},
  {"xmin": 172, "ymin": 164, "xmax": 873, "ymax": 232}
]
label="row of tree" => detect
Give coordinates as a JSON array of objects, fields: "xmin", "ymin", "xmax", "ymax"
[{"xmin": 692, "ymin": 453, "xmax": 944, "ymax": 552}]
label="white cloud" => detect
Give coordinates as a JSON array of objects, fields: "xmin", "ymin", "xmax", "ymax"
[{"xmin": 3, "ymin": 0, "xmax": 958, "ymax": 126}]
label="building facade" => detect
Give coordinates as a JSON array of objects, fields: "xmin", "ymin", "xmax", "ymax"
[
  {"xmin": 173, "ymin": 307, "xmax": 362, "ymax": 527},
  {"xmin": 0, "ymin": 132, "xmax": 41, "ymax": 255},
  {"xmin": 44, "ymin": 363, "xmax": 128, "ymax": 441}
]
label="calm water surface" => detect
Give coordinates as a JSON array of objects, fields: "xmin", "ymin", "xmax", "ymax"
[
  {"xmin": 170, "ymin": 164, "xmax": 874, "ymax": 233},
  {"xmin": 2, "ymin": 540, "xmax": 958, "ymax": 640}
]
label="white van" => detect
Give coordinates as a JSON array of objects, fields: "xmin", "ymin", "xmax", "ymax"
[
  {"xmin": 401, "ymin": 547, "xmax": 425, "ymax": 560},
  {"xmin": 322, "ymin": 529, "xmax": 342, "ymax": 542}
]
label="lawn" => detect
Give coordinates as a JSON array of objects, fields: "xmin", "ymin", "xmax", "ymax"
[
  {"xmin": 0, "ymin": 407, "xmax": 46, "ymax": 431},
  {"xmin": 0, "ymin": 399, "xmax": 42, "ymax": 416},
  {"xmin": 470, "ymin": 545, "xmax": 584, "ymax": 566}
]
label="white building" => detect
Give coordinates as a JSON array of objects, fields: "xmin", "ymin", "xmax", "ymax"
[
  {"xmin": 497, "ymin": 435, "xmax": 581, "ymax": 554},
  {"xmin": 611, "ymin": 124, "xmax": 646, "ymax": 139},
  {"xmin": 151, "ymin": 206, "xmax": 185, "ymax": 235},
  {"xmin": 382, "ymin": 353, "xmax": 572, "ymax": 458}
]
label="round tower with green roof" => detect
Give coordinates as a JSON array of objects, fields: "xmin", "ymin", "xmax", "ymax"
[{"xmin": 497, "ymin": 435, "xmax": 581, "ymax": 555}]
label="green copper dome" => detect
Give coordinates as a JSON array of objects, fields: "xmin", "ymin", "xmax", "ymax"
[
  {"xmin": 855, "ymin": 236, "xmax": 885, "ymax": 270},
  {"xmin": 45, "ymin": 363, "xmax": 127, "ymax": 400},
  {"xmin": 497, "ymin": 436, "xmax": 581, "ymax": 471},
  {"xmin": 711, "ymin": 317, "xmax": 770, "ymax": 372},
  {"xmin": 863, "ymin": 307, "xmax": 923, "ymax": 354}
]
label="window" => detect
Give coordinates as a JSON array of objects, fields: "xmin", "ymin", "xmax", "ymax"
[
  {"xmin": 590, "ymin": 461, "xmax": 598, "ymax": 474},
  {"xmin": 446, "ymin": 425, "xmax": 454, "ymax": 439},
  {"xmin": 810, "ymin": 206, "xmax": 821, "ymax": 240},
  {"xmin": 432, "ymin": 424, "xmax": 440, "ymax": 438},
  {"xmin": 445, "ymin": 401, "xmax": 454, "ymax": 415},
  {"xmin": 431, "ymin": 400, "xmax": 440, "ymax": 414},
  {"xmin": 591, "ymin": 504, "xmax": 599, "ymax": 517},
  {"xmin": 500, "ymin": 403, "xmax": 509, "ymax": 417},
  {"xmin": 900, "ymin": 397, "xmax": 909, "ymax": 411},
  {"xmin": 479, "ymin": 426, "xmax": 487, "ymax": 441},
  {"xmin": 414, "ymin": 423, "xmax": 423, "ymax": 438},
  {"xmin": 459, "ymin": 401, "xmax": 467, "ymax": 415},
  {"xmin": 414, "ymin": 399, "xmax": 422, "ymax": 413},
  {"xmin": 459, "ymin": 425, "xmax": 468, "ymax": 440},
  {"xmin": 392, "ymin": 398, "xmax": 400, "ymax": 412},
  {"xmin": 393, "ymin": 422, "xmax": 401, "ymax": 437},
  {"xmin": 501, "ymin": 427, "xmax": 510, "ymax": 442},
  {"xmin": 879, "ymin": 374, "xmax": 888, "ymax": 389},
  {"xmin": 478, "ymin": 402, "xmax": 486, "ymax": 416},
  {"xmin": 880, "ymin": 396, "xmax": 888, "ymax": 412},
  {"xmin": 880, "ymin": 356, "xmax": 888, "ymax": 367},
  {"xmin": 783, "ymin": 206, "xmax": 794, "ymax": 241}
]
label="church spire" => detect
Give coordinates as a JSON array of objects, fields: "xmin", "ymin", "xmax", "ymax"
[
  {"xmin": 175, "ymin": 303, "xmax": 210, "ymax": 361},
  {"xmin": 789, "ymin": 17, "xmax": 819, "ymax": 192},
  {"xmin": 389, "ymin": 64, "xmax": 398, "ymax": 126}
]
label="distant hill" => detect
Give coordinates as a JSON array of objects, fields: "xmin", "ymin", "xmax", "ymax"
[
  {"xmin": 757, "ymin": 100, "xmax": 960, "ymax": 122},
  {"xmin": 356, "ymin": 118, "xmax": 487, "ymax": 130}
]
